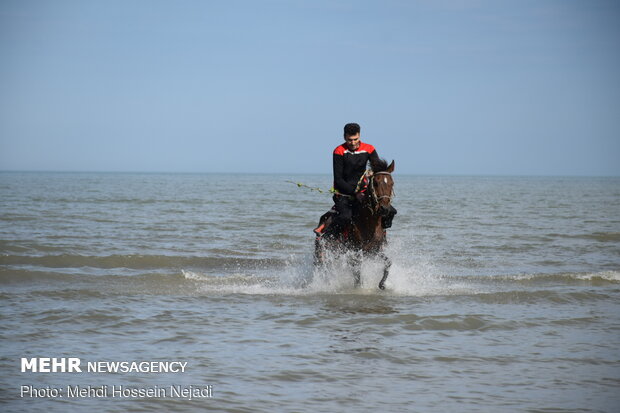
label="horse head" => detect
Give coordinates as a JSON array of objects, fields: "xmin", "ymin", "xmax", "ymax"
[{"xmin": 369, "ymin": 160, "xmax": 395, "ymax": 215}]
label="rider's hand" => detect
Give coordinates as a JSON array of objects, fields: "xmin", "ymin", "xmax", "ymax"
[{"xmin": 355, "ymin": 192, "xmax": 366, "ymax": 203}]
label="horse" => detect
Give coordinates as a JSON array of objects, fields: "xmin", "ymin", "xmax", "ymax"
[{"xmin": 314, "ymin": 160, "xmax": 395, "ymax": 290}]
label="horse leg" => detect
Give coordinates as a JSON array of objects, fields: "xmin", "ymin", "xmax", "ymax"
[
  {"xmin": 378, "ymin": 252, "xmax": 392, "ymax": 290},
  {"xmin": 314, "ymin": 236, "xmax": 326, "ymax": 267},
  {"xmin": 348, "ymin": 251, "xmax": 362, "ymax": 288}
]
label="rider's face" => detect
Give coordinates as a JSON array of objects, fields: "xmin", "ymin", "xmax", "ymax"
[{"xmin": 344, "ymin": 133, "xmax": 361, "ymax": 151}]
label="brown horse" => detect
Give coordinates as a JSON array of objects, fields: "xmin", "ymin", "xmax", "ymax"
[{"xmin": 314, "ymin": 160, "xmax": 395, "ymax": 290}]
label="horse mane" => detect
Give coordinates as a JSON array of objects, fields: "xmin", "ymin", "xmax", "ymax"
[{"xmin": 370, "ymin": 157, "xmax": 388, "ymax": 172}]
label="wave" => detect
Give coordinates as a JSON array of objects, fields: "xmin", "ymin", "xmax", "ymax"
[
  {"xmin": 441, "ymin": 271, "xmax": 620, "ymax": 284},
  {"xmin": 0, "ymin": 253, "xmax": 284, "ymax": 270},
  {"xmin": 2, "ymin": 244, "xmax": 618, "ymax": 302},
  {"xmin": 546, "ymin": 232, "xmax": 620, "ymax": 243},
  {"xmin": 2, "ymin": 256, "xmax": 618, "ymax": 304},
  {"xmin": 180, "ymin": 268, "xmax": 620, "ymax": 306}
]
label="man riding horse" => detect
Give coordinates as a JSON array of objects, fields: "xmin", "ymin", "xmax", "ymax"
[{"xmin": 315, "ymin": 123, "xmax": 397, "ymax": 240}]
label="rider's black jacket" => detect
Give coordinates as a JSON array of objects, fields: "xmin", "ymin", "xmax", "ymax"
[{"xmin": 333, "ymin": 142, "xmax": 380, "ymax": 196}]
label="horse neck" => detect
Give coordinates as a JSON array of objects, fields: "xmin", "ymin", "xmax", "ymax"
[{"xmin": 355, "ymin": 204, "xmax": 384, "ymax": 240}]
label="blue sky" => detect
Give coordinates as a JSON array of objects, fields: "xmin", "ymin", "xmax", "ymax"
[{"xmin": 1, "ymin": 0, "xmax": 619, "ymax": 175}]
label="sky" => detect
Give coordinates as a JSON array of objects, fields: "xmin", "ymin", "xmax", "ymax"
[{"xmin": 1, "ymin": 0, "xmax": 619, "ymax": 175}]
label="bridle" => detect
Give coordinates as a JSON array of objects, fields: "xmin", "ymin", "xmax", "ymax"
[{"xmin": 368, "ymin": 171, "xmax": 394, "ymax": 211}]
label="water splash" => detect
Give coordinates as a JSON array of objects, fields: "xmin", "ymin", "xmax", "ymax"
[
  {"xmin": 180, "ymin": 236, "xmax": 620, "ymax": 297},
  {"xmin": 180, "ymin": 237, "xmax": 482, "ymax": 296}
]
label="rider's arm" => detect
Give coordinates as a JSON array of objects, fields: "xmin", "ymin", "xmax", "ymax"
[
  {"xmin": 333, "ymin": 153, "xmax": 355, "ymax": 195},
  {"xmin": 369, "ymin": 149, "xmax": 381, "ymax": 171}
]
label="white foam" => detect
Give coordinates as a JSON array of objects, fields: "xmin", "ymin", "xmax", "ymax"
[{"xmin": 576, "ymin": 270, "xmax": 620, "ymax": 282}]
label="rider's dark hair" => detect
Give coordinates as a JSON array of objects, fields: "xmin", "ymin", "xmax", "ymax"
[{"xmin": 344, "ymin": 123, "xmax": 360, "ymax": 137}]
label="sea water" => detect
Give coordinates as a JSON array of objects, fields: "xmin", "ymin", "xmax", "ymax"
[{"xmin": 1, "ymin": 172, "xmax": 619, "ymax": 412}]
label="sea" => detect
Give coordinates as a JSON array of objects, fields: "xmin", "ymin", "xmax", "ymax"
[{"xmin": 1, "ymin": 172, "xmax": 619, "ymax": 413}]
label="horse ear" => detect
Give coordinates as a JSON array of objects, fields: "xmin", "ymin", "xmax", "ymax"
[{"xmin": 387, "ymin": 160, "xmax": 395, "ymax": 173}]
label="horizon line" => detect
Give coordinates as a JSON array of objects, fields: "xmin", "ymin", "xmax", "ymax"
[{"xmin": 1, "ymin": 169, "xmax": 619, "ymax": 178}]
